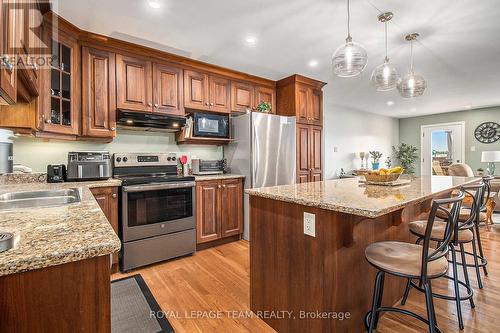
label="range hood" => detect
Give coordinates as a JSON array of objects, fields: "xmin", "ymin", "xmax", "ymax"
[{"xmin": 116, "ymin": 109, "xmax": 186, "ymax": 132}]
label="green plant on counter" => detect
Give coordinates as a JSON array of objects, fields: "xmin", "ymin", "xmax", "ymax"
[
  {"xmin": 369, "ymin": 151, "xmax": 382, "ymax": 163},
  {"xmin": 392, "ymin": 143, "xmax": 419, "ymax": 175},
  {"xmin": 255, "ymin": 101, "xmax": 272, "ymax": 113}
]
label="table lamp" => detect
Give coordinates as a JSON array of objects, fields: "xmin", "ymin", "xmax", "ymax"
[{"xmin": 481, "ymin": 151, "xmax": 500, "ymax": 176}]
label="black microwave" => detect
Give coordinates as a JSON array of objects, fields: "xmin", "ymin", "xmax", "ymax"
[{"xmin": 192, "ymin": 112, "xmax": 229, "ymax": 138}]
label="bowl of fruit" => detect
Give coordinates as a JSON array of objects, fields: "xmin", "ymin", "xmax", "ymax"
[{"xmin": 364, "ymin": 167, "xmax": 404, "ymax": 183}]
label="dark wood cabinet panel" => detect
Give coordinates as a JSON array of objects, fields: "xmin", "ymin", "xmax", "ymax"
[
  {"xmin": 184, "ymin": 69, "xmax": 209, "ymax": 111},
  {"xmin": 254, "ymin": 85, "xmax": 276, "ymax": 114},
  {"xmin": 309, "ymin": 88, "xmax": 322, "ymax": 126},
  {"xmin": 209, "ymin": 75, "xmax": 230, "ymax": 113},
  {"xmin": 196, "ymin": 180, "xmax": 221, "ymax": 243},
  {"xmin": 310, "ymin": 125, "xmax": 322, "ymax": 177},
  {"xmin": 296, "ymin": 85, "xmax": 309, "ymax": 124},
  {"xmin": 153, "ymin": 63, "xmax": 184, "ymax": 115},
  {"xmin": 116, "ymin": 54, "xmax": 153, "ymax": 112},
  {"xmin": 82, "ymin": 47, "xmax": 116, "ymax": 138},
  {"xmin": 0, "ymin": 0, "xmax": 17, "ymax": 105},
  {"xmin": 298, "ymin": 173, "xmax": 310, "ymax": 184},
  {"xmin": 231, "ymin": 81, "xmax": 253, "ymax": 113},
  {"xmin": 297, "ymin": 124, "xmax": 310, "ymax": 174},
  {"xmin": 90, "ymin": 186, "xmax": 119, "ymax": 271},
  {"xmin": 220, "ymin": 179, "xmax": 243, "ymax": 237}
]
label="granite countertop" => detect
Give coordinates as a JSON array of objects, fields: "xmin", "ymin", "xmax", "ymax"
[
  {"xmin": 0, "ymin": 176, "xmax": 122, "ymax": 276},
  {"xmin": 194, "ymin": 174, "xmax": 245, "ymax": 181},
  {"xmin": 246, "ymin": 176, "xmax": 480, "ymax": 218}
]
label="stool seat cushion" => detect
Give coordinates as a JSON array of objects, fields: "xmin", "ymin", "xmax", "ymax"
[
  {"xmin": 435, "ymin": 208, "xmax": 487, "ymax": 222},
  {"xmin": 409, "ymin": 220, "xmax": 473, "ymax": 242},
  {"xmin": 365, "ymin": 241, "xmax": 449, "ymax": 279}
]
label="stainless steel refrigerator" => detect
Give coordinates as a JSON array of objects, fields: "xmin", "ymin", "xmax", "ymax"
[{"xmin": 224, "ymin": 112, "xmax": 296, "ymax": 240}]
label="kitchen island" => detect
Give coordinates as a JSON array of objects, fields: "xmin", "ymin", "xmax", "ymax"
[{"xmin": 247, "ymin": 176, "xmax": 478, "ymax": 333}]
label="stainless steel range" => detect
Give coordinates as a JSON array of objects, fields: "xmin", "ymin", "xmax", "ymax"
[{"xmin": 113, "ymin": 152, "xmax": 196, "ymax": 271}]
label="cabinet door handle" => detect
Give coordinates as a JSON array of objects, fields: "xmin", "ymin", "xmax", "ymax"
[
  {"xmin": 111, "ymin": 127, "xmax": 116, "ymax": 131},
  {"xmin": 112, "ymin": 193, "xmax": 117, "ymax": 199},
  {"xmin": 154, "ymin": 103, "xmax": 159, "ymax": 108},
  {"xmin": 45, "ymin": 119, "xmax": 51, "ymax": 124},
  {"xmin": 148, "ymin": 102, "xmax": 153, "ymax": 107},
  {"xmin": 218, "ymin": 185, "xmax": 222, "ymax": 189},
  {"xmin": 210, "ymin": 102, "xmax": 214, "ymax": 106},
  {"xmin": 205, "ymin": 102, "xmax": 210, "ymax": 106},
  {"xmin": 223, "ymin": 185, "xmax": 226, "ymax": 188},
  {"xmin": 1, "ymin": 55, "xmax": 13, "ymax": 73}
]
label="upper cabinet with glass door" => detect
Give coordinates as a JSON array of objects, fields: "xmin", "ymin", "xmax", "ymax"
[{"xmin": 41, "ymin": 26, "xmax": 80, "ymax": 136}]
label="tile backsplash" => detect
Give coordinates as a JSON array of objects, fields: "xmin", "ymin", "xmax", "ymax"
[{"xmin": 12, "ymin": 129, "xmax": 222, "ymax": 172}]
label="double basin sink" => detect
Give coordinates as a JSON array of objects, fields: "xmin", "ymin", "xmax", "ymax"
[{"xmin": 0, "ymin": 188, "xmax": 81, "ymax": 211}]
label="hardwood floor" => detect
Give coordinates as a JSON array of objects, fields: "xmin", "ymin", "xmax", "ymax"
[{"xmin": 112, "ymin": 216, "xmax": 500, "ymax": 333}]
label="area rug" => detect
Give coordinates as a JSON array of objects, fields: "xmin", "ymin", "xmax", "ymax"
[{"xmin": 111, "ymin": 274, "xmax": 174, "ymax": 333}]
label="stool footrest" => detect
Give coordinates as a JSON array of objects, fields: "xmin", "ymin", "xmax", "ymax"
[
  {"xmin": 365, "ymin": 307, "xmax": 443, "ymax": 333},
  {"xmin": 409, "ymin": 277, "xmax": 474, "ymax": 302}
]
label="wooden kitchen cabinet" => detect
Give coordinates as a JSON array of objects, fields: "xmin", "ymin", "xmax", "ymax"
[
  {"xmin": 82, "ymin": 47, "xmax": 116, "ymax": 138},
  {"xmin": 0, "ymin": 0, "xmax": 18, "ymax": 105},
  {"xmin": 196, "ymin": 178, "xmax": 243, "ymax": 247},
  {"xmin": 230, "ymin": 81, "xmax": 276, "ymax": 113},
  {"xmin": 296, "ymin": 124, "xmax": 323, "ymax": 183},
  {"xmin": 277, "ymin": 75, "xmax": 325, "ymax": 183},
  {"xmin": 184, "ymin": 69, "xmax": 231, "ymax": 113},
  {"xmin": 231, "ymin": 81, "xmax": 254, "ymax": 113},
  {"xmin": 40, "ymin": 25, "xmax": 80, "ymax": 135},
  {"xmin": 90, "ymin": 186, "xmax": 119, "ymax": 273},
  {"xmin": 116, "ymin": 54, "xmax": 153, "ymax": 112},
  {"xmin": 153, "ymin": 62, "xmax": 184, "ymax": 115}
]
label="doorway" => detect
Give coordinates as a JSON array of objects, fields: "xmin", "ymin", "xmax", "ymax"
[{"xmin": 421, "ymin": 122, "xmax": 465, "ymax": 176}]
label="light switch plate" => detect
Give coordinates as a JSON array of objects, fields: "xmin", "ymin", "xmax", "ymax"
[
  {"xmin": 470, "ymin": 146, "xmax": 476, "ymax": 152},
  {"xmin": 304, "ymin": 212, "xmax": 316, "ymax": 237}
]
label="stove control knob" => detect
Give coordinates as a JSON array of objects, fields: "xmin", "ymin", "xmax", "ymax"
[
  {"xmin": 167, "ymin": 157, "xmax": 172, "ymax": 161},
  {"xmin": 123, "ymin": 157, "xmax": 128, "ymax": 163},
  {"xmin": 172, "ymin": 156, "xmax": 176, "ymax": 161},
  {"xmin": 116, "ymin": 157, "xmax": 122, "ymax": 163}
]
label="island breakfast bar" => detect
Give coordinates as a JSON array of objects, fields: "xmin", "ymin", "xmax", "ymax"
[{"xmin": 247, "ymin": 176, "xmax": 479, "ymax": 333}]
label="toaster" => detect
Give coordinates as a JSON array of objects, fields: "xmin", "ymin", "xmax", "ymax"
[
  {"xmin": 66, "ymin": 151, "xmax": 112, "ymax": 181},
  {"xmin": 192, "ymin": 159, "xmax": 225, "ymax": 175}
]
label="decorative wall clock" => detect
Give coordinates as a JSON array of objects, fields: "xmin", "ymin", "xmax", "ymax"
[{"xmin": 474, "ymin": 122, "xmax": 500, "ymax": 144}]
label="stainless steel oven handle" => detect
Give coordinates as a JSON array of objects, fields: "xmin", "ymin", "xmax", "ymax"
[{"xmin": 123, "ymin": 181, "xmax": 196, "ymax": 193}]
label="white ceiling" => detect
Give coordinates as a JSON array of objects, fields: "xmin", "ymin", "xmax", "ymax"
[{"xmin": 55, "ymin": 0, "xmax": 500, "ymax": 118}]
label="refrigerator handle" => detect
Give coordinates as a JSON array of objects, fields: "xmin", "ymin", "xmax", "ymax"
[{"xmin": 252, "ymin": 124, "xmax": 258, "ymax": 186}]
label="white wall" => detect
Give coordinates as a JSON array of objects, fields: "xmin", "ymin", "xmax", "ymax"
[
  {"xmin": 323, "ymin": 98, "xmax": 400, "ymax": 179},
  {"xmin": 13, "ymin": 129, "xmax": 222, "ymax": 172}
]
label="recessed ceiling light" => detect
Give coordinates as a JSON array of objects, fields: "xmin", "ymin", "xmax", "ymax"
[
  {"xmin": 244, "ymin": 36, "xmax": 257, "ymax": 46},
  {"xmin": 386, "ymin": 100, "xmax": 394, "ymax": 106},
  {"xmin": 308, "ymin": 60, "xmax": 319, "ymax": 68},
  {"xmin": 148, "ymin": 0, "xmax": 160, "ymax": 9}
]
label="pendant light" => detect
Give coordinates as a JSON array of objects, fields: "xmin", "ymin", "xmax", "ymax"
[
  {"xmin": 370, "ymin": 12, "xmax": 400, "ymax": 91},
  {"xmin": 397, "ymin": 33, "xmax": 426, "ymax": 98},
  {"xmin": 332, "ymin": 0, "xmax": 368, "ymax": 77}
]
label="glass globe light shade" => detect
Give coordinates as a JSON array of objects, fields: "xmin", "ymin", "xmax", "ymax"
[
  {"xmin": 397, "ymin": 71, "xmax": 426, "ymax": 98},
  {"xmin": 332, "ymin": 38, "xmax": 368, "ymax": 77},
  {"xmin": 370, "ymin": 58, "xmax": 400, "ymax": 91}
]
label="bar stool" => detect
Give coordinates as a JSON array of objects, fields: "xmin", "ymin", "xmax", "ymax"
[
  {"xmin": 364, "ymin": 192, "xmax": 464, "ymax": 333},
  {"xmin": 403, "ymin": 183, "xmax": 484, "ymax": 330},
  {"xmin": 438, "ymin": 177, "xmax": 491, "ymax": 289}
]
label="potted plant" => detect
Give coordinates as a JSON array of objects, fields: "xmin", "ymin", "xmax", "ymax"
[
  {"xmin": 255, "ymin": 101, "xmax": 272, "ymax": 113},
  {"xmin": 392, "ymin": 143, "xmax": 419, "ymax": 175},
  {"xmin": 369, "ymin": 151, "xmax": 383, "ymax": 170}
]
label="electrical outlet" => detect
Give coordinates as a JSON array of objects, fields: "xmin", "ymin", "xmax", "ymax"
[{"xmin": 304, "ymin": 212, "xmax": 316, "ymax": 237}]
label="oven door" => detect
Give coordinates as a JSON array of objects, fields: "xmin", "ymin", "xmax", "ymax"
[{"xmin": 121, "ymin": 181, "xmax": 196, "ymax": 242}]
